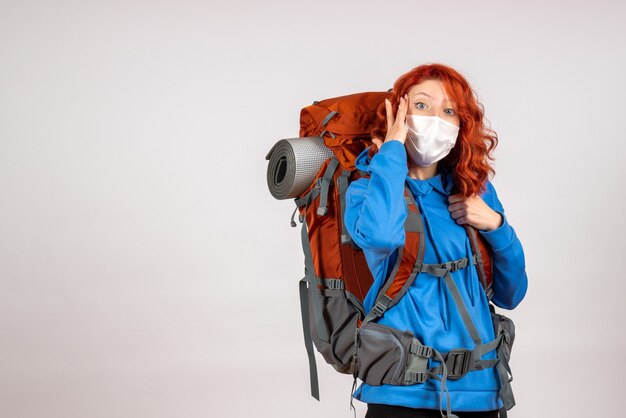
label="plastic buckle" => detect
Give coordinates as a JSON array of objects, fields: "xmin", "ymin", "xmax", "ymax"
[
  {"xmin": 406, "ymin": 371, "xmax": 427, "ymax": 384},
  {"xmin": 410, "ymin": 340, "xmax": 433, "ymax": 358},
  {"xmin": 449, "ymin": 258, "xmax": 467, "ymax": 272},
  {"xmin": 371, "ymin": 301, "xmax": 386, "ymax": 317},
  {"xmin": 444, "ymin": 349, "xmax": 472, "ymax": 379},
  {"xmin": 325, "ymin": 279, "xmax": 344, "ymax": 290}
]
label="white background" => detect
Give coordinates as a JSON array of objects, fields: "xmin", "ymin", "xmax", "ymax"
[{"xmin": 1, "ymin": 0, "xmax": 624, "ymax": 417}]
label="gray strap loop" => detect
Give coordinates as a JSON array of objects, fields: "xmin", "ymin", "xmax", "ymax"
[
  {"xmin": 321, "ymin": 110, "xmax": 339, "ymax": 127},
  {"xmin": 317, "ymin": 158, "xmax": 340, "ymax": 216},
  {"xmin": 292, "ymin": 187, "xmax": 320, "ymax": 226},
  {"xmin": 299, "ymin": 188, "xmax": 329, "ymax": 343},
  {"xmin": 337, "ymin": 169, "xmax": 353, "ymax": 244},
  {"xmin": 300, "ymin": 216, "xmax": 328, "ymax": 342},
  {"xmin": 495, "ymin": 345, "xmax": 516, "ymax": 410},
  {"xmin": 298, "ymin": 279, "xmax": 320, "ymax": 401},
  {"xmin": 290, "ymin": 205, "xmax": 299, "ymax": 227}
]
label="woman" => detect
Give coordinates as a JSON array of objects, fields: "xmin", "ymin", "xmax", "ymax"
[{"xmin": 344, "ymin": 63, "xmax": 528, "ymax": 418}]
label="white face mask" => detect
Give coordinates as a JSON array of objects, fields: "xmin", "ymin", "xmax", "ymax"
[{"xmin": 404, "ymin": 115, "xmax": 460, "ymax": 167}]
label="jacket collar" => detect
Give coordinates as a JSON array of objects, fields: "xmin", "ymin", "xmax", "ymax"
[{"xmin": 405, "ymin": 171, "xmax": 453, "ymax": 197}]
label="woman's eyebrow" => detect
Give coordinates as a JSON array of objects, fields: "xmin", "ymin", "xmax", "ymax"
[
  {"xmin": 413, "ymin": 92, "xmax": 457, "ymax": 105},
  {"xmin": 413, "ymin": 91, "xmax": 456, "ymax": 106}
]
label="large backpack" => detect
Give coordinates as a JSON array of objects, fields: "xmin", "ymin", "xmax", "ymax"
[{"xmin": 266, "ymin": 91, "xmax": 516, "ymax": 418}]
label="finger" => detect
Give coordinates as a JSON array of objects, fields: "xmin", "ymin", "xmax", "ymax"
[
  {"xmin": 448, "ymin": 200, "xmax": 468, "ymax": 211},
  {"xmin": 372, "ymin": 137, "xmax": 383, "ymax": 148},
  {"xmin": 447, "ymin": 202, "xmax": 461, "ymax": 212},
  {"xmin": 385, "ymin": 98, "xmax": 395, "ymax": 130},
  {"xmin": 448, "ymin": 207, "xmax": 464, "ymax": 219},
  {"xmin": 448, "ymin": 194, "xmax": 463, "ymax": 204},
  {"xmin": 396, "ymin": 94, "xmax": 409, "ymax": 123}
]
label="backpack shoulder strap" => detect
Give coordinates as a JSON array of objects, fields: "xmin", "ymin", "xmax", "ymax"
[
  {"xmin": 464, "ymin": 225, "xmax": 494, "ymax": 301},
  {"xmin": 361, "ymin": 182, "xmax": 425, "ymax": 326}
]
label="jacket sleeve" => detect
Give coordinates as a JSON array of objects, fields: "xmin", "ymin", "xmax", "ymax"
[
  {"xmin": 344, "ymin": 140, "xmax": 409, "ymax": 268},
  {"xmin": 478, "ymin": 180, "xmax": 529, "ymax": 310}
]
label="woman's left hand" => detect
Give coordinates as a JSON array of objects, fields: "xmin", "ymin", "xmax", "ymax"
[{"xmin": 447, "ymin": 194, "xmax": 503, "ymax": 232}]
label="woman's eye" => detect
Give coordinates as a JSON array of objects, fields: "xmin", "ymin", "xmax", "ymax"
[
  {"xmin": 415, "ymin": 102, "xmax": 427, "ymax": 110},
  {"xmin": 444, "ymin": 108, "xmax": 456, "ymax": 115}
]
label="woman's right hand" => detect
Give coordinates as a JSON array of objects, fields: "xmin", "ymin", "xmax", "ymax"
[{"xmin": 371, "ymin": 94, "xmax": 409, "ymax": 148}]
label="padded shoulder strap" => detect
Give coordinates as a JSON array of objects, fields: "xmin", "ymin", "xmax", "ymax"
[
  {"xmin": 464, "ymin": 225, "xmax": 494, "ymax": 301},
  {"xmin": 361, "ymin": 183, "xmax": 425, "ymax": 326}
]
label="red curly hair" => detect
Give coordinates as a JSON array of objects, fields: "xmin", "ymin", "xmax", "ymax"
[{"xmin": 368, "ymin": 63, "xmax": 498, "ymax": 198}]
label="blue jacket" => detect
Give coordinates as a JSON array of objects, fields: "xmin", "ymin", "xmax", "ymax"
[{"xmin": 344, "ymin": 139, "xmax": 528, "ymax": 412}]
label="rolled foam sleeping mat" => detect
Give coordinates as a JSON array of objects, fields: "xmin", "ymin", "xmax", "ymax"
[{"xmin": 266, "ymin": 136, "xmax": 335, "ymax": 200}]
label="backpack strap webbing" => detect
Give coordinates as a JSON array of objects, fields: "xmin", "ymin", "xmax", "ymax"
[
  {"xmin": 317, "ymin": 157, "xmax": 340, "ymax": 216},
  {"xmin": 296, "ymin": 185, "xmax": 326, "ymax": 401},
  {"xmin": 298, "ymin": 277, "xmax": 319, "ymax": 401},
  {"xmin": 337, "ymin": 168, "xmax": 353, "ymax": 245}
]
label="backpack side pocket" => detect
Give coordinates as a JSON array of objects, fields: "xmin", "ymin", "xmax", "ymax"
[
  {"xmin": 490, "ymin": 309, "xmax": 516, "ymax": 362},
  {"xmin": 355, "ymin": 322, "xmax": 415, "ymax": 386},
  {"xmin": 307, "ymin": 286, "xmax": 362, "ymax": 374}
]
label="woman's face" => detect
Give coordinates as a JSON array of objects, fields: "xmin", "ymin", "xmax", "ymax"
[{"xmin": 406, "ymin": 79, "xmax": 461, "ymax": 127}]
